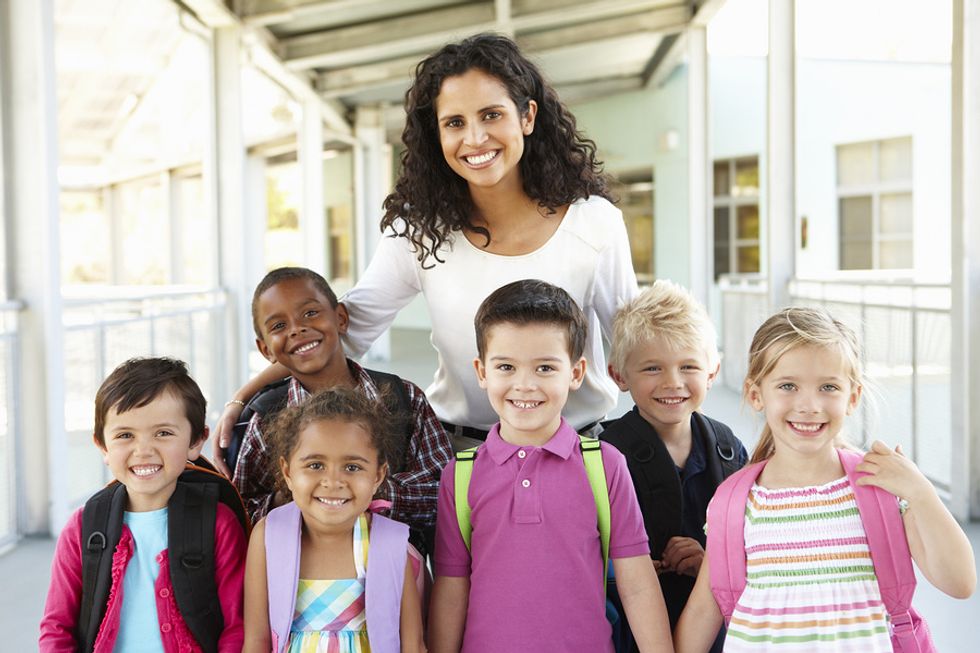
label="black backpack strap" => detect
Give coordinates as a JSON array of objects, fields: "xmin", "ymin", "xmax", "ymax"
[
  {"xmin": 78, "ymin": 483, "xmax": 127, "ymax": 653},
  {"xmin": 599, "ymin": 408, "xmax": 682, "ymax": 558},
  {"xmin": 696, "ymin": 413, "xmax": 744, "ymax": 485},
  {"xmin": 364, "ymin": 368, "xmax": 412, "ymax": 416},
  {"xmin": 225, "ymin": 378, "xmax": 291, "ymax": 471},
  {"xmin": 364, "ymin": 368, "xmax": 413, "ymax": 468},
  {"xmin": 169, "ymin": 480, "xmax": 222, "ymax": 653}
]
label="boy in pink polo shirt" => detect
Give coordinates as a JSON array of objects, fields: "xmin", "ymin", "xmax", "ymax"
[{"xmin": 429, "ymin": 280, "xmax": 672, "ymax": 653}]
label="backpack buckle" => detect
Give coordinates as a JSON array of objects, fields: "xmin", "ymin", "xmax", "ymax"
[
  {"xmin": 890, "ymin": 611, "xmax": 914, "ymax": 635},
  {"xmin": 716, "ymin": 444, "xmax": 735, "ymax": 461},
  {"xmin": 86, "ymin": 531, "xmax": 107, "ymax": 552},
  {"xmin": 182, "ymin": 554, "xmax": 204, "ymax": 569}
]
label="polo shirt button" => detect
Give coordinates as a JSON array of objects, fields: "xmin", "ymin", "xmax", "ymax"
[
  {"xmin": 159, "ymin": 588, "xmax": 170, "ymax": 598},
  {"xmin": 517, "ymin": 450, "xmax": 526, "ymax": 459},
  {"xmin": 521, "ymin": 479, "xmax": 531, "ymax": 488},
  {"xmin": 161, "ymin": 623, "xmax": 172, "ymax": 633}
]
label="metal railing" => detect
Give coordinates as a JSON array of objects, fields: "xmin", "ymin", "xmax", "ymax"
[
  {"xmin": 61, "ymin": 286, "xmax": 229, "ymax": 508},
  {"xmin": 719, "ymin": 275, "xmax": 952, "ymax": 492},
  {"xmin": 0, "ymin": 300, "xmax": 24, "ymax": 551}
]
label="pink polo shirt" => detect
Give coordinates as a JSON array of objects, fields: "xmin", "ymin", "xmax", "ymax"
[{"xmin": 435, "ymin": 419, "xmax": 650, "ymax": 652}]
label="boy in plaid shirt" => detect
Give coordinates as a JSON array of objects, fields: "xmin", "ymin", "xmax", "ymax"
[{"xmin": 231, "ymin": 267, "xmax": 451, "ymax": 540}]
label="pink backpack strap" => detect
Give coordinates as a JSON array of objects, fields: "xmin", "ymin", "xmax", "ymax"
[
  {"xmin": 265, "ymin": 502, "xmax": 302, "ymax": 653},
  {"xmin": 838, "ymin": 449, "xmax": 934, "ymax": 652},
  {"xmin": 706, "ymin": 460, "xmax": 767, "ymax": 622}
]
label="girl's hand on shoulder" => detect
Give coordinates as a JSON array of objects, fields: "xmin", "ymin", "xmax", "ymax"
[{"xmin": 854, "ymin": 440, "xmax": 933, "ymax": 503}]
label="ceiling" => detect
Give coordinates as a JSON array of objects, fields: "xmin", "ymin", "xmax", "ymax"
[{"xmin": 231, "ymin": 0, "xmax": 698, "ymax": 122}]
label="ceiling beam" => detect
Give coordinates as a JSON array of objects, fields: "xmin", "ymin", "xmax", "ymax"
[
  {"xmin": 240, "ymin": 0, "xmax": 462, "ymax": 30},
  {"xmin": 284, "ymin": 0, "xmax": 689, "ymax": 71},
  {"xmin": 517, "ymin": 4, "xmax": 688, "ymax": 51}
]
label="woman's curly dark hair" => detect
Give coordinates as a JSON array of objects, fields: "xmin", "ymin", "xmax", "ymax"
[
  {"xmin": 267, "ymin": 387, "xmax": 400, "ymax": 499},
  {"xmin": 381, "ymin": 32, "xmax": 612, "ymax": 267}
]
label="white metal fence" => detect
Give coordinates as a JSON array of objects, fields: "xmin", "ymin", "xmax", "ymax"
[{"xmin": 719, "ymin": 276, "xmax": 952, "ymax": 492}]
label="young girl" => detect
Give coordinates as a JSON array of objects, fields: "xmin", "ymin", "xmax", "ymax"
[
  {"xmin": 675, "ymin": 307, "xmax": 976, "ymax": 652},
  {"xmin": 243, "ymin": 388, "xmax": 425, "ymax": 653},
  {"xmin": 214, "ymin": 33, "xmax": 636, "ymax": 467}
]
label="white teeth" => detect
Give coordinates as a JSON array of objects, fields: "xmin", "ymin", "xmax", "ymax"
[
  {"xmin": 656, "ymin": 397, "xmax": 686, "ymax": 405},
  {"xmin": 791, "ymin": 422, "xmax": 822, "ymax": 432},
  {"xmin": 316, "ymin": 497, "xmax": 348, "ymax": 507},
  {"xmin": 465, "ymin": 151, "xmax": 497, "ymax": 165},
  {"xmin": 131, "ymin": 465, "xmax": 161, "ymax": 477},
  {"xmin": 511, "ymin": 400, "xmax": 541, "ymax": 409},
  {"xmin": 293, "ymin": 341, "xmax": 319, "ymax": 354}
]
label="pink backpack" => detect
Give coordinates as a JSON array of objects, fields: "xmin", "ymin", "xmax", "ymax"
[{"xmin": 707, "ymin": 448, "xmax": 936, "ymax": 652}]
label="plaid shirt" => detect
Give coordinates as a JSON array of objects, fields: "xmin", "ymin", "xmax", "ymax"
[{"xmin": 231, "ymin": 360, "xmax": 452, "ymax": 531}]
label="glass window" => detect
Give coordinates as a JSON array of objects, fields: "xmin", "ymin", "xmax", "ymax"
[
  {"xmin": 836, "ymin": 137, "xmax": 914, "ymax": 269},
  {"xmin": 117, "ymin": 179, "xmax": 169, "ymax": 284},
  {"xmin": 713, "ymin": 156, "xmax": 761, "ymax": 279},
  {"xmin": 611, "ymin": 170, "xmax": 655, "ymax": 284},
  {"xmin": 60, "ymin": 191, "xmax": 110, "ymax": 284},
  {"xmin": 265, "ymin": 159, "xmax": 302, "ymax": 271}
]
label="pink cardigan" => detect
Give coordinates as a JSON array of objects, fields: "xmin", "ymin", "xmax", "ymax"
[{"xmin": 39, "ymin": 503, "xmax": 246, "ymax": 653}]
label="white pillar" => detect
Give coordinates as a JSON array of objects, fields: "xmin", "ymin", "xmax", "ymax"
[
  {"xmin": 687, "ymin": 26, "xmax": 710, "ymax": 306},
  {"xmin": 1, "ymin": 0, "xmax": 67, "ymax": 534},
  {"xmin": 353, "ymin": 104, "xmax": 391, "ymax": 361},
  {"xmin": 766, "ymin": 0, "xmax": 796, "ymax": 311},
  {"xmin": 206, "ymin": 25, "xmax": 259, "ymax": 389},
  {"xmin": 950, "ymin": 0, "xmax": 980, "ymax": 521},
  {"xmin": 299, "ymin": 97, "xmax": 328, "ymax": 277}
]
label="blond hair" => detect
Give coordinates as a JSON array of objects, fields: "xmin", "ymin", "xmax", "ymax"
[
  {"xmin": 609, "ymin": 280, "xmax": 719, "ymax": 374},
  {"xmin": 744, "ymin": 307, "xmax": 864, "ymax": 463}
]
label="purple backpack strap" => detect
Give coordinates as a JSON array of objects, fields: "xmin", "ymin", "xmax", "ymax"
[
  {"xmin": 706, "ymin": 460, "xmax": 767, "ymax": 623},
  {"xmin": 265, "ymin": 502, "xmax": 302, "ymax": 653},
  {"xmin": 365, "ymin": 514, "xmax": 408, "ymax": 653},
  {"xmin": 839, "ymin": 449, "xmax": 936, "ymax": 653}
]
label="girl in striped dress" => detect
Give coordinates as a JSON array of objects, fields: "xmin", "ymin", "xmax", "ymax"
[
  {"xmin": 675, "ymin": 307, "xmax": 975, "ymax": 652},
  {"xmin": 242, "ymin": 389, "xmax": 426, "ymax": 653}
]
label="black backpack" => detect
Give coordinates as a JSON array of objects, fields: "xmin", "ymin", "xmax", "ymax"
[
  {"xmin": 77, "ymin": 458, "xmax": 249, "ymax": 653},
  {"xmin": 223, "ymin": 369, "xmax": 412, "ymax": 472}
]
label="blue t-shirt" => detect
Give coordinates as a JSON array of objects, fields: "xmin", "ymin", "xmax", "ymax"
[{"xmin": 114, "ymin": 507, "xmax": 168, "ymax": 653}]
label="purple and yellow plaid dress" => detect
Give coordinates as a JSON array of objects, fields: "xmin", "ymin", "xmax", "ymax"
[{"xmin": 286, "ymin": 514, "xmax": 372, "ymax": 653}]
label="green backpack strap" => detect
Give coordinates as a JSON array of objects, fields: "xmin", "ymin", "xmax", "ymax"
[
  {"xmin": 579, "ymin": 435, "xmax": 611, "ymax": 592},
  {"xmin": 454, "ymin": 447, "xmax": 479, "ymax": 551},
  {"xmin": 453, "ymin": 437, "xmax": 611, "ymax": 590}
]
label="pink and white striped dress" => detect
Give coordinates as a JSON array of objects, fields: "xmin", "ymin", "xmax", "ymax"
[{"xmin": 723, "ymin": 477, "xmax": 894, "ymax": 652}]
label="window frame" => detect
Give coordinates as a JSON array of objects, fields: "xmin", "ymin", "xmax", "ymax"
[{"xmin": 712, "ymin": 155, "xmax": 761, "ymax": 280}]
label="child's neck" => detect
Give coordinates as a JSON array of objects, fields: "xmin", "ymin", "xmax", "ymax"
[
  {"xmin": 295, "ymin": 355, "xmax": 357, "ymax": 394},
  {"xmin": 648, "ymin": 418, "xmax": 693, "ymax": 469},
  {"xmin": 759, "ymin": 445, "xmax": 844, "ymax": 489},
  {"xmin": 498, "ymin": 419, "xmax": 561, "ymax": 448}
]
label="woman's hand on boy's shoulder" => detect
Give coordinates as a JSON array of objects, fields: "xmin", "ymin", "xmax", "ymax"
[{"xmin": 854, "ymin": 440, "xmax": 934, "ymax": 503}]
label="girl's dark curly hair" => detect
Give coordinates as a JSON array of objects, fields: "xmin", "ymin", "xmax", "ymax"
[
  {"xmin": 267, "ymin": 387, "xmax": 400, "ymax": 499},
  {"xmin": 381, "ymin": 32, "xmax": 612, "ymax": 267}
]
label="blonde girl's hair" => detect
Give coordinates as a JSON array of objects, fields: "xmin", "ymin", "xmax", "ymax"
[
  {"xmin": 608, "ymin": 280, "xmax": 720, "ymax": 374},
  {"xmin": 744, "ymin": 307, "xmax": 864, "ymax": 464}
]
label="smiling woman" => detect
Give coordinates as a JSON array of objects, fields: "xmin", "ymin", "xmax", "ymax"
[{"xmin": 216, "ymin": 33, "xmax": 639, "ymax": 452}]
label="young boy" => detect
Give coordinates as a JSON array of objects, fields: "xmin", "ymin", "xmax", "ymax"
[
  {"xmin": 40, "ymin": 357, "xmax": 246, "ymax": 652},
  {"xmin": 601, "ymin": 280, "xmax": 747, "ymax": 653},
  {"xmin": 231, "ymin": 267, "xmax": 452, "ymax": 536},
  {"xmin": 429, "ymin": 279, "xmax": 672, "ymax": 653}
]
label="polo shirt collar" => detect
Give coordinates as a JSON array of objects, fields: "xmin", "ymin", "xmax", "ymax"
[{"xmin": 485, "ymin": 418, "xmax": 579, "ymax": 465}]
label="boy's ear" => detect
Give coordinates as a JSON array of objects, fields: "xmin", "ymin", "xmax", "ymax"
[
  {"xmin": 256, "ymin": 336, "xmax": 277, "ymax": 364},
  {"xmin": 569, "ymin": 356, "xmax": 587, "ymax": 390},
  {"xmin": 473, "ymin": 357, "xmax": 488, "ymax": 388},
  {"xmin": 607, "ymin": 364, "xmax": 630, "ymax": 392},
  {"xmin": 335, "ymin": 302, "xmax": 350, "ymax": 335},
  {"xmin": 706, "ymin": 361, "xmax": 721, "ymax": 389},
  {"xmin": 188, "ymin": 426, "xmax": 207, "ymax": 461}
]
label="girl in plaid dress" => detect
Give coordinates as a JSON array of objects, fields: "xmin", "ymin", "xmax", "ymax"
[{"xmin": 242, "ymin": 389, "xmax": 425, "ymax": 653}]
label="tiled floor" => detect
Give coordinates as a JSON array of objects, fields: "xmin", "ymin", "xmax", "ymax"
[{"xmin": 7, "ymin": 328, "xmax": 979, "ymax": 650}]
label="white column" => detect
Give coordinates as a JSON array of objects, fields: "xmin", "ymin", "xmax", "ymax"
[
  {"xmin": 165, "ymin": 171, "xmax": 183, "ymax": 284},
  {"xmin": 1, "ymin": 0, "xmax": 67, "ymax": 534},
  {"xmin": 206, "ymin": 25, "xmax": 259, "ymax": 389},
  {"xmin": 766, "ymin": 0, "xmax": 796, "ymax": 311},
  {"xmin": 299, "ymin": 97, "xmax": 328, "ymax": 277},
  {"xmin": 687, "ymin": 26, "xmax": 710, "ymax": 306},
  {"xmin": 950, "ymin": 0, "xmax": 980, "ymax": 521},
  {"xmin": 353, "ymin": 104, "xmax": 391, "ymax": 361}
]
